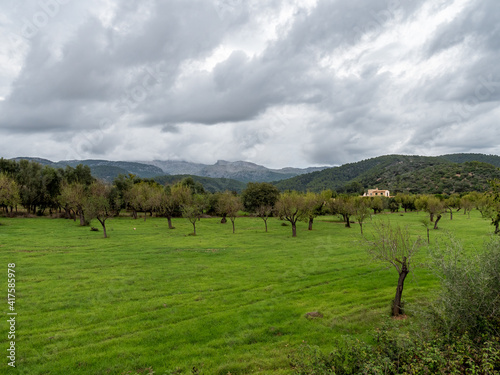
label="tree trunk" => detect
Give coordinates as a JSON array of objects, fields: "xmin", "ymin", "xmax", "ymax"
[
  {"xmin": 393, "ymin": 261, "xmax": 409, "ymax": 316},
  {"xmin": 360, "ymin": 222, "xmax": 363, "ymax": 235},
  {"xmin": 264, "ymin": 219, "xmax": 268, "ymax": 233},
  {"xmin": 132, "ymin": 210, "xmax": 137, "ymax": 219},
  {"xmin": 167, "ymin": 216, "xmax": 173, "ymax": 229},
  {"xmin": 345, "ymin": 214, "xmax": 351, "ymax": 228},
  {"xmin": 221, "ymin": 214, "xmax": 227, "ymax": 224},
  {"xmin": 308, "ymin": 217, "xmax": 313, "ymax": 231},
  {"xmin": 291, "ymin": 222, "xmax": 297, "ymax": 237},
  {"xmin": 79, "ymin": 210, "xmax": 86, "ymax": 226},
  {"xmin": 231, "ymin": 219, "xmax": 235, "ymax": 234},
  {"xmin": 99, "ymin": 218, "xmax": 107, "ymax": 238},
  {"xmin": 427, "ymin": 228, "xmax": 430, "ymax": 244},
  {"xmin": 449, "ymin": 208, "xmax": 453, "ymax": 220},
  {"xmin": 430, "ymin": 212, "xmax": 434, "ymax": 222},
  {"xmin": 192, "ymin": 222, "xmax": 196, "ymax": 236},
  {"xmin": 433, "ymin": 214, "xmax": 442, "ymax": 230}
]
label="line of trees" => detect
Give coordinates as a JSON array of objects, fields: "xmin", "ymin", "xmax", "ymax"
[{"xmin": 3, "ymin": 159, "xmax": 500, "ymax": 239}]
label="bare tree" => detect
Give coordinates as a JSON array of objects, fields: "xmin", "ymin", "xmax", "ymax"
[{"xmin": 366, "ymin": 221, "xmax": 423, "ymax": 316}]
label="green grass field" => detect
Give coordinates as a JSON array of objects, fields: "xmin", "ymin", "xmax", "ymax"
[{"xmin": 0, "ymin": 209, "xmax": 495, "ymax": 374}]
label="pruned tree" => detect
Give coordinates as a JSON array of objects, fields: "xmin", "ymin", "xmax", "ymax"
[
  {"xmin": 354, "ymin": 197, "xmax": 371, "ymax": 235},
  {"xmin": 126, "ymin": 181, "xmax": 160, "ymax": 221},
  {"xmin": 420, "ymin": 217, "xmax": 431, "ymax": 244},
  {"xmin": 59, "ymin": 182, "xmax": 89, "ymax": 225},
  {"xmin": 303, "ymin": 191, "xmax": 325, "ymax": 231},
  {"xmin": 427, "ymin": 196, "xmax": 445, "ymax": 229},
  {"xmin": 255, "ymin": 205, "xmax": 273, "ymax": 232},
  {"xmin": 460, "ymin": 196, "xmax": 474, "ymax": 218},
  {"xmin": 217, "ymin": 191, "xmax": 243, "ymax": 233},
  {"xmin": 158, "ymin": 183, "xmax": 191, "ymax": 229},
  {"xmin": 274, "ymin": 191, "xmax": 307, "ymax": 237},
  {"xmin": 366, "ymin": 221, "xmax": 423, "ymax": 316},
  {"xmin": 84, "ymin": 181, "xmax": 119, "ymax": 238},
  {"xmin": 181, "ymin": 194, "xmax": 205, "ymax": 236},
  {"xmin": 328, "ymin": 195, "xmax": 355, "ymax": 228}
]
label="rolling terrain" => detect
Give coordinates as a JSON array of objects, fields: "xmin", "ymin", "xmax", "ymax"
[{"xmin": 273, "ymin": 154, "xmax": 500, "ymax": 194}]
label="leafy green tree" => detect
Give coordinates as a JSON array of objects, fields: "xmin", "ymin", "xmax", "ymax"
[
  {"xmin": 241, "ymin": 182, "xmax": 280, "ymax": 213},
  {"xmin": 63, "ymin": 164, "xmax": 94, "ymax": 185},
  {"xmin": 486, "ymin": 180, "xmax": 500, "ymax": 234},
  {"xmin": 328, "ymin": 195, "xmax": 355, "ymax": 228},
  {"xmin": 0, "ymin": 174, "xmax": 20, "ymax": 215},
  {"xmin": 395, "ymin": 193, "xmax": 416, "ymax": 212},
  {"xmin": 369, "ymin": 196, "xmax": 385, "ymax": 214},
  {"xmin": 181, "ymin": 177, "xmax": 205, "ymax": 195},
  {"xmin": 429, "ymin": 236, "xmax": 500, "ymax": 337},
  {"xmin": 274, "ymin": 191, "xmax": 308, "ymax": 237},
  {"xmin": 59, "ymin": 182, "xmax": 89, "ymax": 225},
  {"xmin": 39, "ymin": 165, "xmax": 62, "ymax": 215},
  {"xmin": 367, "ymin": 221, "xmax": 423, "ymax": 316},
  {"xmin": 388, "ymin": 197, "xmax": 399, "ymax": 213},
  {"xmin": 16, "ymin": 159, "xmax": 43, "ymax": 214}
]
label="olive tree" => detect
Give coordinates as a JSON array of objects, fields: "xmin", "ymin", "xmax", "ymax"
[
  {"xmin": 0, "ymin": 173, "xmax": 20, "ymax": 215},
  {"xmin": 255, "ymin": 205, "xmax": 273, "ymax": 232},
  {"xmin": 158, "ymin": 183, "xmax": 192, "ymax": 229},
  {"xmin": 274, "ymin": 191, "xmax": 307, "ymax": 237},
  {"xmin": 181, "ymin": 194, "xmax": 205, "ymax": 236},
  {"xmin": 354, "ymin": 197, "xmax": 371, "ymax": 235},
  {"xmin": 217, "ymin": 191, "xmax": 243, "ymax": 233},
  {"xmin": 367, "ymin": 221, "xmax": 423, "ymax": 316},
  {"xmin": 84, "ymin": 181, "xmax": 119, "ymax": 238}
]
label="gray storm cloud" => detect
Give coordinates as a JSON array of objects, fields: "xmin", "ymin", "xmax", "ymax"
[{"xmin": 0, "ymin": 0, "xmax": 499, "ymax": 168}]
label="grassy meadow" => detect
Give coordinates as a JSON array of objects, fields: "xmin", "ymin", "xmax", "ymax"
[{"xmin": 0, "ymin": 209, "xmax": 495, "ymax": 374}]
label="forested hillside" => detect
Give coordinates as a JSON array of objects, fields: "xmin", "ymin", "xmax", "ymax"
[
  {"xmin": 274, "ymin": 154, "xmax": 500, "ymax": 194},
  {"xmin": 440, "ymin": 153, "xmax": 500, "ymax": 167}
]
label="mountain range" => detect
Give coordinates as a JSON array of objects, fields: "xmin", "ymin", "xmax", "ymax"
[
  {"xmin": 10, "ymin": 157, "xmax": 329, "ymax": 183},
  {"xmin": 10, "ymin": 153, "xmax": 500, "ymax": 195}
]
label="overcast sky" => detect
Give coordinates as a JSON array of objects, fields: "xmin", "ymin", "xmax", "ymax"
[{"xmin": 0, "ymin": 0, "xmax": 499, "ymax": 168}]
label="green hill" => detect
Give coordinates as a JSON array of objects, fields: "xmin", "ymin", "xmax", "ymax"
[
  {"xmin": 273, "ymin": 154, "xmax": 500, "ymax": 195},
  {"xmin": 440, "ymin": 153, "xmax": 500, "ymax": 167}
]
